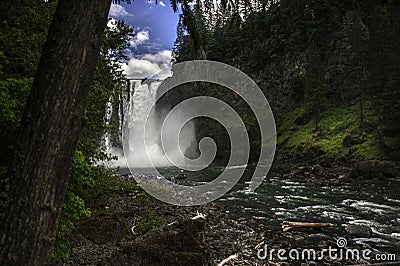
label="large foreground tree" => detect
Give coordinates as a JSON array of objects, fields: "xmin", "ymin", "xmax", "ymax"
[
  {"xmin": 0, "ymin": 0, "xmax": 197, "ymax": 264},
  {"xmin": 0, "ymin": 0, "xmax": 111, "ymax": 264}
]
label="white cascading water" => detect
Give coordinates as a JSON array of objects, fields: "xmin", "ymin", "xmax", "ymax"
[
  {"xmin": 104, "ymin": 98, "xmax": 113, "ymax": 155},
  {"xmin": 111, "ymin": 80, "xmax": 195, "ymax": 168}
]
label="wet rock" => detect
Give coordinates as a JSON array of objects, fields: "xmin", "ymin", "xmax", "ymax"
[
  {"xmin": 352, "ymin": 160, "xmax": 400, "ymax": 179},
  {"xmin": 317, "ymin": 240, "xmax": 330, "ymax": 249},
  {"xmin": 294, "ymin": 234, "xmax": 306, "ymax": 241},
  {"xmin": 345, "ymin": 224, "xmax": 372, "ymax": 238},
  {"xmin": 174, "ymin": 173, "xmax": 187, "ymax": 180}
]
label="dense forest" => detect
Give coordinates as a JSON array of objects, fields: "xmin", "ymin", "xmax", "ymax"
[
  {"xmin": 0, "ymin": 0, "xmax": 135, "ymax": 262},
  {"xmin": 172, "ymin": 0, "xmax": 400, "ymax": 164},
  {"xmin": 0, "ymin": 0, "xmax": 399, "ymax": 265}
]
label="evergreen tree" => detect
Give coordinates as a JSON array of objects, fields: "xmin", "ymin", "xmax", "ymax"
[
  {"xmin": 304, "ymin": 48, "xmax": 327, "ymax": 132},
  {"xmin": 344, "ymin": 11, "xmax": 369, "ymax": 125}
]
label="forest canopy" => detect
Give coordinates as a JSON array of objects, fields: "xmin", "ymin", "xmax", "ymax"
[{"xmin": 173, "ymin": 0, "xmax": 400, "ymax": 162}]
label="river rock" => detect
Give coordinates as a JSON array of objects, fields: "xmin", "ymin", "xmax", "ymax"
[
  {"xmin": 351, "ymin": 160, "xmax": 400, "ymax": 179},
  {"xmin": 345, "ymin": 225, "xmax": 372, "ymax": 238},
  {"xmin": 174, "ymin": 173, "xmax": 187, "ymax": 180}
]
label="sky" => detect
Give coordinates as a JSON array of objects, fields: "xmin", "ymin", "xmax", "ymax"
[{"xmin": 108, "ymin": 0, "xmax": 181, "ymax": 79}]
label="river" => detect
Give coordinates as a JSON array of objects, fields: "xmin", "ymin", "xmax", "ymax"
[{"xmin": 118, "ymin": 166, "xmax": 400, "ymax": 255}]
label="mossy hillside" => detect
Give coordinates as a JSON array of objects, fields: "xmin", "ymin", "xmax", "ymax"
[{"xmin": 277, "ymin": 100, "xmax": 391, "ymax": 161}]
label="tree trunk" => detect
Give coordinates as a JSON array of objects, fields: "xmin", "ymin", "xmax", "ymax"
[
  {"xmin": 315, "ymin": 102, "xmax": 319, "ymax": 132},
  {"xmin": 0, "ymin": 0, "xmax": 111, "ymax": 264},
  {"xmin": 359, "ymin": 97, "xmax": 364, "ymax": 125}
]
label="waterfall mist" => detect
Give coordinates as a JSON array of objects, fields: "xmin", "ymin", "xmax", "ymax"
[{"xmin": 108, "ymin": 80, "xmax": 196, "ymax": 168}]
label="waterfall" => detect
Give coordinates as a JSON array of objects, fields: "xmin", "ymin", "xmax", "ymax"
[
  {"xmin": 109, "ymin": 80, "xmax": 196, "ymax": 168},
  {"xmin": 104, "ymin": 98, "xmax": 113, "ymax": 155}
]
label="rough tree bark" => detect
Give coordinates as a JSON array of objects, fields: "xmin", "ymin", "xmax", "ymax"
[{"xmin": 0, "ymin": 0, "xmax": 111, "ymax": 264}]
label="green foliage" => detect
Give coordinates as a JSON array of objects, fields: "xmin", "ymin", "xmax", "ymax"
[
  {"xmin": 80, "ymin": 167, "xmax": 141, "ymax": 207},
  {"xmin": 278, "ymin": 100, "xmax": 389, "ymax": 160},
  {"xmin": 0, "ymin": 0, "xmax": 55, "ymax": 167},
  {"xmin": 0, "ymin": 0, "xmax": 56, "ymax": 78},
  {"xmin": 0, "ymin": 78, "xmax": 32, "ymax": 166},
  {"xmin": 68, "ymin": 151, "xmax": 95, "ymax": 193},
  {"xmin": 53, "ymin": 151, "xmax": 94, "ymax": 263},
  {"xmin": 134, "ymin": 207, "xmax": 166, "ymax": 235},
  {"xmin": 102, "ymin": 20, "xmax": 134, "ymax": 61}
]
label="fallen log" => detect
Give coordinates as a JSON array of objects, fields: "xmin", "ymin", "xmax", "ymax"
[{"xmin": 282, "ymin": 221, "xmax": 335, "ymax": 232}]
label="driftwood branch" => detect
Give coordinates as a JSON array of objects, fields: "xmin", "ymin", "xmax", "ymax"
[
  {"xmin": 255, "ymin": 241, "xmax": 265, "ymax": 250},
  {"xmin": 192, "ymin": 211, "xmax": 206, "ymax": 220},
  {"xmin": 217, "ymin": 254, "xmax": 238, "ymax": 266},
  {"xmin": 282, "ymin": 221, "xmax": 335, "ymax": 232}
]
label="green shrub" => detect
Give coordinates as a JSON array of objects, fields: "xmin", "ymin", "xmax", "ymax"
[
  {"xmin": 134, "ymin": 207, "xmax": 166, "ymax": 235},
  {"xmin": 52, "ymin": 151, "xmax": 94, "ymax": 263}
]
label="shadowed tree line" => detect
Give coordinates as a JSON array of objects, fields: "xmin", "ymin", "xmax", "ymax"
[{"xmin": 172, "ymin": 0, "xmax": 400, "ymax": 162}]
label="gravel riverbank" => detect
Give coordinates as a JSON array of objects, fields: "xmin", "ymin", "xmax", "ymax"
[
  {"xmin": 69, "ymin": 193, "xmax": 268, "ymax": 265},
  {"xmin": 68, "ymin": 170, "xmax": 399, "ymax": 266}
]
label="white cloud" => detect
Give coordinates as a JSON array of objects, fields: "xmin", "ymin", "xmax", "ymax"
[
  {"xmin": 129, "ymin": 30, "xmax": 150, "ymax": 48},
  {"xmin": 141, "ymin": 50, "xmax": 172, "ymax": 68},
  {"xmin": 159, "ymin": 1, "xmax": 166, "ymax": 7},
  {"xmin": 123, "ymin": 59, "xmax": 162, "ymax": 78},
  {"xmin": 109, "ymin": 4, "xmax": 132, "ymax": 18},
  {"xmin": 123, "ymin": 50, "xmax": 172, "ymax": 79}
]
